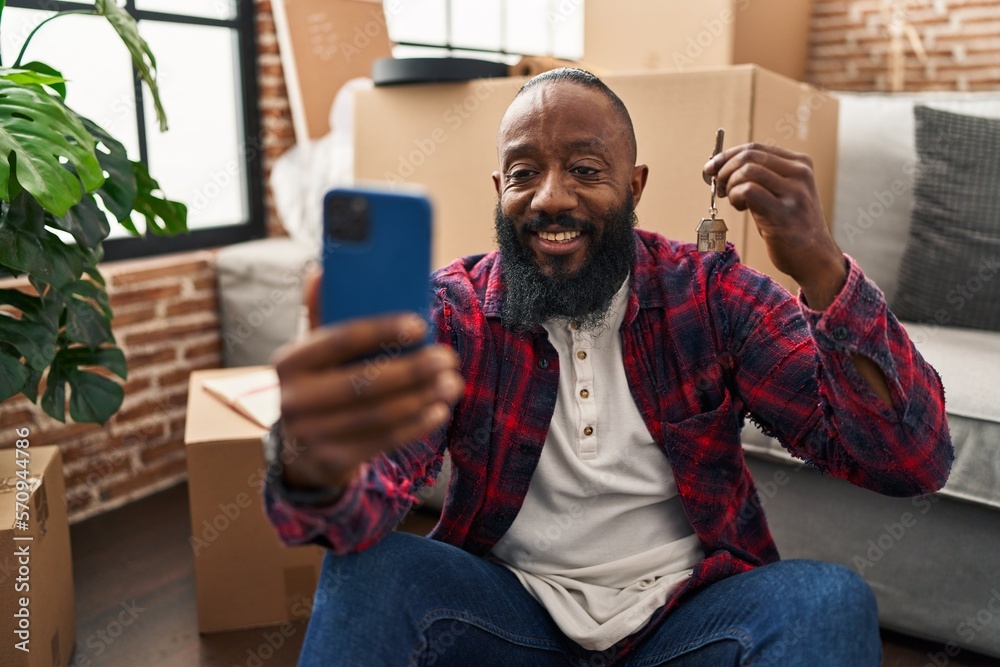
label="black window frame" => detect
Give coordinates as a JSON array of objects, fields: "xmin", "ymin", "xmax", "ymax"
[{"xmin": 5, "ymin": 0, "xmax": 265, "ymax": 261}]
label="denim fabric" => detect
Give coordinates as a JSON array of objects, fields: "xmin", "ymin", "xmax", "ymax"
[{"xmin": 297, "ymin": 533, "xmax": 881, "ymax": 667}]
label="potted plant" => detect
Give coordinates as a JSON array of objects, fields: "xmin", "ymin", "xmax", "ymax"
[{"xmin": 0, "ymin": 0, "xmax": 187, "ymax": 424}]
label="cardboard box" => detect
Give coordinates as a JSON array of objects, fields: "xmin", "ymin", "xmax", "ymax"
[
  {"xmin": 354, "ymin": 65, "xmax": 838, "ymax": 291},
  {"xmin": 272, "ymin": 0, "xmax": 392, "ymax": 141},
  {"xmin": 583, "ymin": 0, "xmax": 814, "ymax": 83},
  {"xmin": 185, "ymin": 367, "xmax": 324, "ymax": 634},
  {"xmin": 0, "ymin": 445, "xmax": 75, "ymax": 667}
]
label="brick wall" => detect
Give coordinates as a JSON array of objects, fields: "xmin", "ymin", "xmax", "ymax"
[
  {"xmin": 0, "ymin": 254, "xmax": 221, "ymax": 521},
  {"xmin": 808, "ymin": 0, "xmax": 1000, "ymax": 91},
  {"xmin": 257, "ymin": 0, "xmax": 296, "ymax": 238}
]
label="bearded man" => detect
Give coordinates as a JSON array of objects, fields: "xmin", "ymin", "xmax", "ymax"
[{"xmin": 263, "ymin": 68, "xmax": 952, "ymax": 666}]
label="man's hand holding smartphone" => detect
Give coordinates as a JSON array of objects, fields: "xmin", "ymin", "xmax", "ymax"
[{"xmin": 271, "ymin": 269, "xmax": 464, "ymax": 495}]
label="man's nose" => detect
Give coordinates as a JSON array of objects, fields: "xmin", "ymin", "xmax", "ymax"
[{"xmin": 530, "ymin": 171, "xmax": 577, "ymax": 218}]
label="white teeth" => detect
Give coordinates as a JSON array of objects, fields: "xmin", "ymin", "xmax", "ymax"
[{"xmin": 538, "ymin": 230, "xmax": 581, "ymax": 242}]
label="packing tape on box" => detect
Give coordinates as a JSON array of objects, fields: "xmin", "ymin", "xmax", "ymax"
[{"xmin": 0, "ymin": 475, "xmax": 42, "ymax": 494}]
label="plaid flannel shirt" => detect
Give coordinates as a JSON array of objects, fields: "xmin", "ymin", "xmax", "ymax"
[{"xmin": 265, "ymin": 229, "xmax": 952, "ymax": 655}]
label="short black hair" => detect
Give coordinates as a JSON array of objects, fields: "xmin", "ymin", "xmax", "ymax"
[{"xmin": 516, "ymin": 67, "xmax": 637, "ymax": 164}]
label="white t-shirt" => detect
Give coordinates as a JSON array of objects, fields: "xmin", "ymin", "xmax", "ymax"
[{"xmin": 490, "ymin": 278, "xmax": 705, "ymax": 651}]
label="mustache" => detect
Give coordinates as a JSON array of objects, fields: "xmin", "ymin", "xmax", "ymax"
[{"xmin": 520, "ymin": 214, "xmax": 598, "ymax": 235}]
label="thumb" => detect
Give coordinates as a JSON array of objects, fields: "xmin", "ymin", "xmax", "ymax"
[{"xmin": 304, "ymin": 266, "xmax": 322, "ymax": 330}]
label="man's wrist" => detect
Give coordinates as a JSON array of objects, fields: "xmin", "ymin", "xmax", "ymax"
[
  {"xmin": 797, "ymin": 255, "xmax": 849, "ymax": 311},
  {"xmin": 263, "ymin": 420, "xmax": 350, "ymax": 505}
]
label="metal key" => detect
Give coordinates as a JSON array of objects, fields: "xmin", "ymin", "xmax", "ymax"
[{"xmin": 697, "ymin": 128, "xmax": 728, "ymax": 252}]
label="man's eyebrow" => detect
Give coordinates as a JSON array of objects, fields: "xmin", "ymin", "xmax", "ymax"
[{"xmin": 500, "ymin": 137, "xmax": 611, "ymax": 163}]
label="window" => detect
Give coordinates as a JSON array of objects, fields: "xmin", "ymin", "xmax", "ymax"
[
  {"xmin": 1, "ymin": 0, "xmax": 263, "ymax": 261},
  {"xmin": 384, "ymin": 0, "xmax": 585, "ymax": 63}
]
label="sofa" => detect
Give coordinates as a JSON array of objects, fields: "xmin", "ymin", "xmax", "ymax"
[
  {"xmin": 215, "ymin": 90, "xmax": 1000, "ymax": 657},
  {"xmin": 742, "ymin": 91, "xmax": 1000, "ymax": 658}
]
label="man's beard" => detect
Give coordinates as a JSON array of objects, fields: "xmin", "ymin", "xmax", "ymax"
[{"xmin": 495, "ymin": 192, "xmax": 638, "ymax": 332}]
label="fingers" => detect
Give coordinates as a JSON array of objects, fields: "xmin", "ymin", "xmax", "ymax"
[
  {"xmin": 703, "ymin": 143, "xmax": 814, "ymax": 197},
  {"xmin": 283, "ymin": 367, "xmax": 464, "ymax": 442},
  {"xmin": 292, "ymin": 401, "xmax": 455, "ymax": 483},
  {"xmin": 272, "ymin": 311, "xmax": 429, "ymax": 374},
  {"xmin": 278, "ymin": 343, "xmax": 459, "ymax": 419}
]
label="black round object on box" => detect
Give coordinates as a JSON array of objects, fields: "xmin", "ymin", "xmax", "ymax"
[{"xmin": 372, "ymin": 57, "xmax": 510, "ymax": 86}]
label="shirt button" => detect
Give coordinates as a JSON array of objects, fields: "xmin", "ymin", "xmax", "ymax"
[
  {"xmin": 496, "ymin": 513, "xmax": 507, "ymax": 524},
  {"xmin": 833, "ymin": 326, "xmax": 849, "ymax": 341},
  {"xmin": 577, "ymin": 351, "xmax": 587, "ymax": 360},
  {"xmin": 583, "ymin": 425, "xmax": 594, "ymax": 436},
  {"xmin": 537, "ymin": 357, "xmax": 550, "ymax": 369},
  {"xmin": 579, "ymin": 389, "xmax": 589, "ymax": 399},
  {"xmin": 519, "ymin": 441, "xmax": 531, "ymax": 453}
]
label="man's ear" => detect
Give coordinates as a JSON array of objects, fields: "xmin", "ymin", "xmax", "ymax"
[
  {"xmin": 492, "ymin": 171, "xmax": 501, "ymax": 195},
  {"xmin": 631, "ymin": 164, "xmax": 649, "ymax": 206}
]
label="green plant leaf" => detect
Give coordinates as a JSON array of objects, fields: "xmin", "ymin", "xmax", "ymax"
[
  {"xmin": 95, "ymin": 0, "xmax": 167, "ymax": 132},
  {"xmin": 132, "ymin": 160, "xmax": 187, "ymax": 235},
  {"xmin": 0, "ymin": 286, "xmax": 62, "ymax": 331},
  {"xmin": 51, "ymin": 192, "xmax": 110, "ymax": 249},
  {"xmin": 18, "ymin": 62, "xmax": 67, "ymax": 99},
  {"xmin": 81, "ymin": 117, "xmax": 136, "ymax": 222},
  {"xmin": 21, "ymin": 366, "xmax": 42, "ymax": 402},
  {"xmin": 41, "ymin": 363, "xmax": 67, "ymax": 422},
  {"xmin": 0, "ymin": 350, "xmax": 29, "ymax": 401},
  {"xmin": 37, "ymin": 232, "xmax": 84, "ymax": 288},
  {"xmin": 1, "ymin": 67, "xmax": 68, "ymax": 99},
  {"xmin": 59, "ymin": 346, "xmax": 126, "ymax": 380},
  {"xmin": 0, "ymin": 229, "xmax": 47, "ymax": 278},
  {"xmin": 65, "ymin": 297, "xmax": 113, "ymax": 348},
  {"xmin": 67, "ymin": 368, "xmax": 122, "ymax": 424},
  {"xmin": 0, "ymin": 313, "xmax": 57, "ymax": 370},
  {"xmin": 0, "ymin": 79, "xmax": 103, "ymax": 215},
  {"xmin": 66, "ymin": 279, "xmax": 112, "ymax": 318}
]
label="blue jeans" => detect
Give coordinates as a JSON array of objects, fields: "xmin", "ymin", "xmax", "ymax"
[{"xmin": 298, "ymin": 533, "xmax": 880, "ymax": 666}]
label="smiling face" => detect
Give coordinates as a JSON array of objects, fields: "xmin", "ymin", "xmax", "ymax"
[
  {"xmin": 492, "ymin": 78, "xmax": 648, "ymax": 330},
  {"xmin": 493, "ymin": 81, "xmax": 646, "ymax": 276}
]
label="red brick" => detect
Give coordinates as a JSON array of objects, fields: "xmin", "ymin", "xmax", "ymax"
[
  {"xmin": 164, "ymin": 296, "xmax": 218, "ymax": 318},
  {"xmin": 0, "ymin": 407, "xmax": 36, "ymax": 430},
  {"xmin": 184, "ymin": 339, "xmax": 222, "ymax": 361},
  {"xmin": 123, "ymin": 377, "xmax": 153, "ymax": 396},
  {"xmin": 112, "ymin": 420, "xmax": 168, "ymax": 450},
  {"xmin": 192, "ymin": 275, "xmax": 216, "ymax": 292},
  {"xmin": 35, "ymin": 420, "xmax": 104, "ymax": 445},
  {"xmin": 109, "ymin": 284, "xmax": 183, "ymax": 308},
  {"xmin": 127, "ymin": 348, "xmax": 178, "ymax": 371},
  {"xmin": 65, "ymin": 455, "xmax": 132, "ymax": 491},
  {"xmin": 108, "ymin": 259, "xmax": 211, "ymax": 288},
  {"xmin": 124, "ymin": 318, "xmax": 219, "ymax": 346},
  {"xmin": 140, "ymin": 437, "xmax": 185, "ymax": 465},
  {"xmin": 111, "ymin": 304, "xmax": 158, "ymax": 329},
  {"xmin": 114, "ymin": 394, "xmax": 184, "ymax": 426}
]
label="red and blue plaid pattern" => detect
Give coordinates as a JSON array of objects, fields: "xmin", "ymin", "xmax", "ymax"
[{"xmin": 265, "ymin": 229, "xmax": 952, "ymax": 653}]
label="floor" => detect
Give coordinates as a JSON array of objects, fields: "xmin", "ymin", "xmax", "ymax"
[{"xmin": 69, "ymin": 483, "xmax": 997, "ymax": 666}]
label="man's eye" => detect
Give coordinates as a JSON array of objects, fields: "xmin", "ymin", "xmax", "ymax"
[
  {"xmin": 508, "ymin": 170, "xmax": 535, "ymax": 180},
  {"xmin": 572, "ymin": 166, "xmax": 599, "ymax": 176}
]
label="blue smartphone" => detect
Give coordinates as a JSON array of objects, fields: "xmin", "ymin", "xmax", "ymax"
[{"xmin": 321, "ymin": 187, "xmax": 433, "ymax": 342}]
